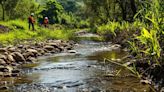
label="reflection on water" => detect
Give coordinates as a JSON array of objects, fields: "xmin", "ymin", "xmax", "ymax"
[{"xmin": 0, "ymin": 41, "xmax": 152, "ymax": 92}]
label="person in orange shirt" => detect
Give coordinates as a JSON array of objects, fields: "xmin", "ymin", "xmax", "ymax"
[
  {"xmin": 28, "ymin": 13, "xmax": 35, "ymax": 30},
  {"xmin": 43, "ymin": 17, "xmax": 49, "ymax": 28}
]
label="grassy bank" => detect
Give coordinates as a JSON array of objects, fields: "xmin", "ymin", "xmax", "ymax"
[
  {"xmin": 0, "ymin": 20, "xmax": 76, "ymax": 45},
  {"xmin": 92, "ymin": 19, "xmax": 164, "ymax": 90}
]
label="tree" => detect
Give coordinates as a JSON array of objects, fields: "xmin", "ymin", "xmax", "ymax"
[
  {"xmin": 12, "ymin": 0, "xmax": 38, "ymax": 20},
  {"xmin": 0, "ymin": 0, "xmax": 7, "ymax": 20},
  {"xmin": 39, "ymin": 0, "xmax": 63, "ymax": 24},
  {"xmin": 83, "ymin": 0, "xmax": 138, "ymax": 24},
  {"xmin": 0, "ymin": 0, "xmax": 37, "ymax": 20}
]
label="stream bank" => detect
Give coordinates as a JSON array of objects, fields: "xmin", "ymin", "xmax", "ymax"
[
  {"xmin": 0, "ymin": 32, "xmax": 156, "ymax": 92},
  {"xmin": 0, "ymin": 39, "xmax": 75, "ymax": 90}
]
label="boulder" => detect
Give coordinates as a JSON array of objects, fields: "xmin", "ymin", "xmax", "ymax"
[
  {"xmin": 23, "ymin": 52, "xmax": 34, "ymax": 59},
  {"xmin": 0, "ymin": 55, "xmax": 7, "ymax": 60},
  {"xmin": 37, "ymin": 49, "xmax": 45, "ymax": 55},
  {"xmin": 46, "ymin": 43, "xmax": 59, "ymax": 48},
  {"xmin": 7, "ymin": 47, "xmax": 17, "ymax": 53},
  {"xmin": 26, "ymin": 57, "xmax": 37, "ymax": 63},
  {"xmin": 11, "ymin": 69, "xmax": 20, "ymax": 73},
  {"xmin": 111, "ymin": 44, "xmax": 121, "ymax": 49},
  {"xmin": 140, "ymin": 80, "xmax": 151, "ymax": 85},
  {"xmin": 44, "ymin": 46, "xmax": 54, "ymax": 51},
  {"xmin": 65, "ymin": 46, "xmax": 73, "ymax": 50},
  {"xmin": 5, "ymin": 66, "xmax": 13, "ymax": 72},
  {"xmin": 11, "ymin": 73, "xmax": 19, "ymax": 77},
  {"xmin": 60, "ymin": 43, "xmax": 69, "ymax": 47},
  {"xmin": 0, "ymin": 65, "xmax": 13, "ymax": 72},
  {"xmin": 0, "ymin": 72, "xmax": 3, "ymax": 76},
  {"xmin": 12, "ymin": 52, "xmax": 26, "ymax": 63},
  {"xmin": 0, "ymin": 86, "xmax": 9, "ymax": 90},
  {"xmin": 0, "ymin": 66, "xmax": 6, "ymax": 72},
  {"xmin": 3, "ymin": 73, "xmax": 11, "ymax": 77},
  {"xmin": 7, "ymin": 54, "xmax": 15, "ymax": 62},
  {"xmin": 17, "ymin": 45, "xmax": 24, "ymax": 49},
  {"xmin": 27, "ymin": 49, "xmax": 38, "ymax": 56},
  {"xmin": 52, "ymin": 40, "xmax": 62, "ymax": 43},
  {"xmin": 0, "ymin": 48, "xmax": 7, "ymax": 54},
  {"xmin": 0, "ymin": 59, "xmax": 6, "ymax": 65},
  {"xmin": 68, "ymin": 50, "xmax": 77, "ymax": 53}
]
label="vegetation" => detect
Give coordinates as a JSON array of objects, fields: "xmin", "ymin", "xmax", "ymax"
[
  {"xmin": 0, "ymin": 20, "xmax": 75, "ymax": 45},
  {"xmin": 0, "ymin": 0, "xmax": 164, "ymax": 90},
  {"xmin": 83, "ymin": 0, "xmax": 164, "ymax": 89}
]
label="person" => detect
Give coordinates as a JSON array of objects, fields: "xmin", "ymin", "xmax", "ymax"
[
  {"xmin": 28, "ymin": 13, "xmax": 35, "ymax": 30},
  {"xmin": 43, "ymin": 17, "xmax": 49, "ymax": 28}
]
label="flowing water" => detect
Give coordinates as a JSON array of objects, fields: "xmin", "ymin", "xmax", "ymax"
[{"xmin": 0, "ymin": 36, "xmax": 152, "ymax": 92}]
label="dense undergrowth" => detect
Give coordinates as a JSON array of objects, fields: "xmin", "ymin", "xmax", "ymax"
[
  {"xmin": 0, "ymin": 20, "xmax": 76, "ymax": 45},
  {"xmin": 92, "ymin": 0, "xmax": 164, "ymax": 90}
]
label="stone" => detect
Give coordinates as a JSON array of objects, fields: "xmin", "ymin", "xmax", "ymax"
[
  {"xmin": 7, "ymin": 47, "xmax": 16, "ymax": 53},
  {"xmin": 3, "ymin": 73, "xmax": 11, "ymax": 77},
  {"xmin": 11, "ymin": 63, "xmax": 19, "ymax": 66},
  {"xmin": 11, "ymin": 69, "xmax": 20, "ymax": 73},
  {"xmin": 53, "ymin": 40, "xmax": 62, "ymax": 43},
  {"xmin": 7, "ymin": 54, "xmax": 15, "ymax": 62},
  {"xmin": 104, "ymin": 74, "xmax": 115, "ymax": 77},
  {"xmin": 68, "ymin": 50, "xmax": 77, "ymax": 53},
  {"xmin": 23, "ymin": 52, "xmax": 35, "ymax": 59},
  {"xmin": 46, "ymin": 43, "xmax": 59, "ymax": 48},
  {"xmin": 5, "ymin": 66, "xmax": 13, "ymax": 72},
  {"xmin": 44, "ymin": 46, "xmax": 54, "ymax": 51},
  {"xmin": 0, "ymin": 86, "xmax": 9, "ymax": 90},
  {"xmin": 140, "ymin": 80, "xmax": 151, "ymax": 85},
  {"xmin": 0, "ymin": 55, "xmax": 7, "ymax": 60},
  {"xmin": 111, "ymin": 44, "xmax": 121, "ymax": 49},
  {"xmin": 0, "ymin": 48, "xmax": 7, "ymax": 53},
  {"xmin": 17, "ymin": 45, "xmax": 24, "ymax": 49},
  {"xmin": 11, "ymin": 73, "xmax": 19, "ymax": 77},
  {"xmin": 27, "ymin": 49, "xmax": 38, "ymax": 55},
  {"xmin": 26, "ymin": 57, "xmax": 37, "ymax": 63},
  {"xmin": 37, "ymin": 49, "xmax": 45, "ymax": 55},
  {"xmin": 0, "ymin": 65, "xmax": 13, "ymax": 72},
  {"xmin": 58, "ymin": 47, "xmax": 64, "ymax": 51},
  {"xmin": 0, "ymin": 59, "xmax": 6, "ymax": 65},
  {"xmin": 65, "ymin": 46, "xmax": 73, "ymax": 50},
  {"xmin": 12, "ymin": 52, "xmax": 26, "ymax": 63},
  {"xmin": 0, "ymin": 72, "xmax": 3, "ymax": 76}
]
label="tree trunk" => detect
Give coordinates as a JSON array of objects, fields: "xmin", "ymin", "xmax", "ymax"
[
  {"xmin": 130, "ymin": 0, "xmax": 137, "ymax": 17},
  {"xmin": 1, "ymin": 3, "xmax": 5, "ymax": 21},
  {"xmin": 120, "ymin": 1, "xmax": 126, "ymax": 20}
]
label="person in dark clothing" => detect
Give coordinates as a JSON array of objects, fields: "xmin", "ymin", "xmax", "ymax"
[{"xmin": 28, "ymin": 13, "xmax": 35, "ymax": 30}]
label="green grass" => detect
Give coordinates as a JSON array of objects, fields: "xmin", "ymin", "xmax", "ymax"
[
  {"xmin": 0, "ymin": 20, "xmax": 75, "ymax": 45},
  {"xmin": 96, "ymin": 20, "xmax": 146, "ymax": 36}
]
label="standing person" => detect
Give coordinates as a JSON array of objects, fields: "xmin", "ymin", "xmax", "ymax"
[
  {"xmin": 43, "ymin": 17, "xmax": 49, "ymax": 28},
  {"xmin": 28, "ymin": 13, "xmax": 35, "ymax": 30}
]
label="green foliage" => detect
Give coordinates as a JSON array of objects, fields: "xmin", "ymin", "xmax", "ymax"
[
  {"xmin": 0, "ymin": 20, "xmax": 75, "ymax": 44},
  {"xmin": 60, "ymin": 13, "xmax": 77, "ymax": 27},
  {"xmin": 13, "ymin": 0, "xmax": 38, "ymax": 20},
  {"xmin": 136, "ymin": 28, "xmax": 161, "ymax": 59},
  {"xmin": 0, "ymin": 0, "xmax": 38, "ymax": 20},
  {"xmin": 39, "ymin": 0, "xmax": 64, "ymax": 24},
  {"xmin": 57, "ymin": 0, "xmax": 78, "ymax": 13},
  {"xmin": 97, "ymin": 22, "xmax": 120, "ymax": 36}
]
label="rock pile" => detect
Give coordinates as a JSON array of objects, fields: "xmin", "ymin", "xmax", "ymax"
[{"xmin": 0, "ymin": 40, "xmax": 74, "ymax": 78}]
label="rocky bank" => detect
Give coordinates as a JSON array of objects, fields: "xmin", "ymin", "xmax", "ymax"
[{"xmin": 0, "ymin": 40, "xmax": 75, "ymax": 79}]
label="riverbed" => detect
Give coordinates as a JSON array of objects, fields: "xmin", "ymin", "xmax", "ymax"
[{"xmin": 0, "ymin": 36, "xmax": 152, "ymax": 92}]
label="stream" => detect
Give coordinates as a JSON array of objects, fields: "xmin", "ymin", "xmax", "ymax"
[{"xmin": 0, "ymin": 36, "xmax": 152, "ymax": 92}]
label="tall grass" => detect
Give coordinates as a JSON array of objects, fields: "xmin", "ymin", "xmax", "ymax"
[
  {"xmin": 0, "ymin": 20, "xmax": 75, "ymax": 45},
  {"xmin": 97, "ymin": 0, "xmax": 162, "ymax": 64}
]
